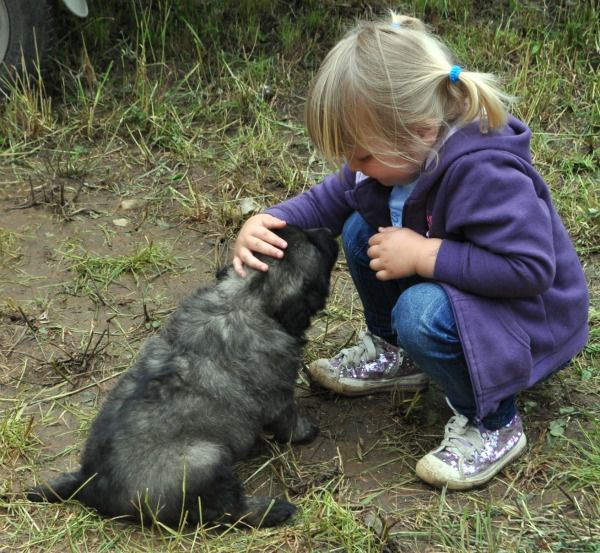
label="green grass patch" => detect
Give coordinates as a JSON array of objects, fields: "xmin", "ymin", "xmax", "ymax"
[
  {"xmin": 0, "ymin": 228, "xmax": 21, "ymax": 262},
  {"xmin": 558, "ymin": 417, "xmax": 600, "ymax": 493},
  {"xmin": 0, "ymin": 405, "xmax": 39, "ymax": 468},
  {"xmin": 60, "ymin": 241, "xmax": 176, "ymax": 300},
  {"xmin": 297, "ymin": 486, "xmax": 384, "ymax": 552}
]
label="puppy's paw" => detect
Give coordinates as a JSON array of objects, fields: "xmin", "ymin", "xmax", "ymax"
[
  {"xmin": 243, "ymin": 496, "xmax": 297, "ymax": 527},
  {"xmin": 290, "ymin": 415, "xmax": 319, "ymax": 445}
]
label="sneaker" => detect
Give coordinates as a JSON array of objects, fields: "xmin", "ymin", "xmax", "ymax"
[
  {"xmin": 415, "ymin": 405, "xmax": 527, "ymax": 490},
  {"xmin": 307, "ymin": 331, "xmax": 429, "ymax": 396}
]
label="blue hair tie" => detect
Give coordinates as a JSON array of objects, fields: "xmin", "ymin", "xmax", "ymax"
[
  {"xmin": 449, "ymin": 65, "xmax": 462, "ymax": 84},
  {"xmin": 390, "ymin": 22, "xmax": 401, "ymax": 29}
]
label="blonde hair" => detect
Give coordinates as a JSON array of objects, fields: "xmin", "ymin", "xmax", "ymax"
[{"xmin": 306, "ymin": 12, "xmax": 514, "ymax": 168}]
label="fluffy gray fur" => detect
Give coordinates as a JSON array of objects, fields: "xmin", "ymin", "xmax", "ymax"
[{"xmin": 28, "ymin": 225, "xmax": 338, "ymax": 528}]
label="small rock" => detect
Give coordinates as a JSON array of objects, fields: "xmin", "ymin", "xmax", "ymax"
[
  {"xmin": 120, "ymin": 199, "xmax": 143, "ymax": 210},
  {"xmin": 239, "ymin": 197, "xmax": 261, "ymax": 216}
]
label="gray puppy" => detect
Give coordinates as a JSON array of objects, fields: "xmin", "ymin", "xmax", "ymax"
[{"xmin": 28, "ymin": 225, "xmax": 338, "ymax": 528}]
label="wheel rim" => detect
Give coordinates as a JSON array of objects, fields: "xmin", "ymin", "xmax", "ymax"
[{"xmin": 0, "ymin": 0, "xmax": 9, "ymax": 63}]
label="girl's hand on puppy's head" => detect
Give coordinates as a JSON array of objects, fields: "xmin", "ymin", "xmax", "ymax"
[{"xmin": 233, "ymin": 214, "xmax": 288, "ymax": 277}]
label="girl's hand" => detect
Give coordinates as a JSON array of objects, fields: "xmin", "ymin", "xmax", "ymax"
[
  {"xmin": 367, "ymin": 227, "xmax": 442, "ymax": 280},
  {"xmin": 233, "ymin": 214, "xmax": 288, "ymax": 277}
]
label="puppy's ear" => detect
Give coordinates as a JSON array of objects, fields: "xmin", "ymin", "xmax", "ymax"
[
  {"xmin": 273, "ymin": 296, "xmax": 313, "ymax": 337},
  {"xmin": 215, "ymin": 266, "xmax": 230, "ymax": 280},
  {"xmin": 272, "ymin": 281, "xmax": 329, "ymax": 337}
]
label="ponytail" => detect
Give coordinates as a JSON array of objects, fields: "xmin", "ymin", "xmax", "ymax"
[{"xmin": 444, "ymin": 67, "xmax": 513, "ymax": 132}]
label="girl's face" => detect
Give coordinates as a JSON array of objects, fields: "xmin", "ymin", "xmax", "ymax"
[
  {"xmin": 346, "ymin": 128, "xmax": 439, "ymax": 186},
  {"xmin": 347, "ymin": 146, "xmax": 425, "ymax": 186}
]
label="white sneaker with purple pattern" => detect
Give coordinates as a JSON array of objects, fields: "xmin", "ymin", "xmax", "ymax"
[
  {"xmin": 307, "ymin": 331, "xmax": 429, "ymax": 396},
  {"xmin": 415, "ymin": 404, "xmax": 527, "ymax": 490}
]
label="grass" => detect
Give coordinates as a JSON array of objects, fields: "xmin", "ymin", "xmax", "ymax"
[
  {"xmin": 0, "ymin": 0, "xmax": 598, "ymax": 551},
  {"xmin": 60, "ymin": 240, "xmax": 176, "ymax": 301},
  {"xmin": 0, "ymin": 404, "xmax": 39, "ymax": 467},
  {"xmin": 0, "ymin": 228, "xmax": 21, "ymax": 261}
]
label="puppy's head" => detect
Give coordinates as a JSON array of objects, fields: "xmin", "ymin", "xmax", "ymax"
[{"xmin": 254, "ymin": 225, "xmax": 338, "ymax": 336}]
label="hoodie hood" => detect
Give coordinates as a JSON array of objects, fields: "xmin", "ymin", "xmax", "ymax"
[
  {"xmin": 415, "ymin": 115, "xmax": 533, "ymax": 196},
  {"xmin": 440, "ymin": 115, "xmax": 532, "ymax": 165}
]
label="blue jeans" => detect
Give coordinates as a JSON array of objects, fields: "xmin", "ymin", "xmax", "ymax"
[{"xmin": 342, "ymin": 212, "xmax": 516, "ymax": 430}]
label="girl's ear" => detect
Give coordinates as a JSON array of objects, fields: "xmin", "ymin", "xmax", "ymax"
[{"xmin": 416, "ymin": 124, "xmax": 440, "ymax": 147}]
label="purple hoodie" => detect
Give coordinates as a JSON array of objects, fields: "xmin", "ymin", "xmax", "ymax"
[{"xmin": 267, "ymin": 116, "xmax": 589, "ymax": 420}]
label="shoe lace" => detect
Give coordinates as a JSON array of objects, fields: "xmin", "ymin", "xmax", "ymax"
[
  {"xmin": 438, "ymin": 413, "xmax": 485, "ymax": 463},
  {"xmin": 338, "ymin": 331, "xmax": 378, "ymax": 366}
]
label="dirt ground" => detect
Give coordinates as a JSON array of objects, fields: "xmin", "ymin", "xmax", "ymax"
[
  {"xmin": 0, "ymin": 159, "xmax": 592, "ymax": 551},
  {"xmin": 0, "ymin": 169, "xmax": 443, "ymax": 491}
]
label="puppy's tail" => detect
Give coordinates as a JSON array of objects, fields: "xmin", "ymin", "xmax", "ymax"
[{"xmin": 27, "ymin": 470, "xmax": 86, "ymax": 503}]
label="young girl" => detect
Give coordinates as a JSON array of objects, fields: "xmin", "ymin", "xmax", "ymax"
[{"xmin": 233, "ymin": 13, "xmax": 589, "ymax": 490}]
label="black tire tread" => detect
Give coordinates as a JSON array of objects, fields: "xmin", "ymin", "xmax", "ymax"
[{"xmin": 0, "ymin": 0, "xmax": 54, "ymax": 81}]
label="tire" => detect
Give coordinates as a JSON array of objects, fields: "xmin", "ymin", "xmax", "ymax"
[{"xmin": 0, "ymin": 0, "xmax": 54, "ymax": 84}]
